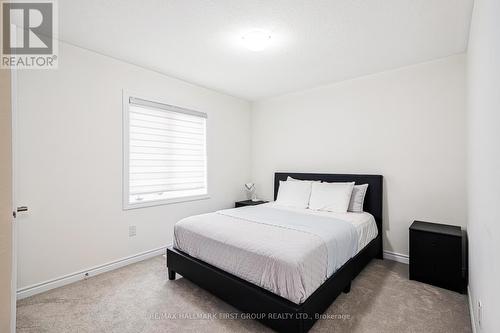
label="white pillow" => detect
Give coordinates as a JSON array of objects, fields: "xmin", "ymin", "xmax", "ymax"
[
  {"xmin": 348, "ymin": 184, "xmax": 369, "ymax": 212},
  {"xmin": 286, "ymin": 176, "xmax": 320, "ymax": 183},
  {"xmin": 275, "ymin": 180, "xmax": 312, "ymax": 209},
  {"xmin": 309, "ymin": 182, "xmax": 355, "ymax": 213}
]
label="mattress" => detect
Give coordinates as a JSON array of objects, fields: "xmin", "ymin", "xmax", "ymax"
[{"xmin": 173, "ymin": 203, "xmax": 378, "ymax": 304}]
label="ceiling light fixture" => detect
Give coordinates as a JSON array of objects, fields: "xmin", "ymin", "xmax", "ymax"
[{"xmin": 241, "ymin": 30, "xmax": 272, "ymax": 52}]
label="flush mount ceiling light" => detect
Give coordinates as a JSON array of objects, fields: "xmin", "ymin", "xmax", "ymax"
[{"xmin": 241, "ymin": 30, "xmax": 272, "ymax": 51}]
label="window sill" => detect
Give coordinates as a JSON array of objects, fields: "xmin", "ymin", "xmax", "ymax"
[{"xmin": 123, "ymin": 194, "xmax": 210, "ymax": 210}]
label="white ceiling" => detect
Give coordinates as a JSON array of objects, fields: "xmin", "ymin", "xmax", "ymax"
[{"xmin": 59, "ymin": 0, "xmax": 473, "ymax": 101}]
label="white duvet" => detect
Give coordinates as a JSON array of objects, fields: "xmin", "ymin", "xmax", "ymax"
[{"xmin": 173, "ymin": 203, "xmax": 378, "ymax": 304}]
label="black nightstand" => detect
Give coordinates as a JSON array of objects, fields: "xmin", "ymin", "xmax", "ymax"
[
  {"xmin": 235, "ymin": 200, "xmax": 268, "ymax": 208},
  {"xmin": 409, "ymin": 221, "xmax": 467, "ymax": 294}
]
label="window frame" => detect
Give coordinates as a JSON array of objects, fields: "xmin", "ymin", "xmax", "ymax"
[{"xmin": 122, "ymin": 90, "xmax": 209, "ymax": 210}]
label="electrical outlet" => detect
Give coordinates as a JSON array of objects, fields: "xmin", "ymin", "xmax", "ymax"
[
  {"xmin": 129, "ymin": 225, "xmax": 137, "ymax": 237},
  {"xmin": 478, "ymin": 300, "xmax": 482, "ymax": 329}
]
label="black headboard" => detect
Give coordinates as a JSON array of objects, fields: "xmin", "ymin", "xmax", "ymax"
[{"xmin": 274, "ymin": 172, "xmax": 383, "ymax": 238}]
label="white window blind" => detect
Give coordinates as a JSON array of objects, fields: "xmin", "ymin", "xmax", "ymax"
[{"xmin": 124, "ymin": 96, "xmax": 207, "ymax": 208}]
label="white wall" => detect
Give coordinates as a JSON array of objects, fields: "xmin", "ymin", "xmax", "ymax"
[
  {"xmin": 251, "ymin": 55, "xmax": 466, "ymax": 256},
  {"xmin": 16, "ymin": 42, "xmax": 251, "ymax": 289},
  {"xmin": 467, "ymin": 0, "xmax": 500, "ymax": 331}
]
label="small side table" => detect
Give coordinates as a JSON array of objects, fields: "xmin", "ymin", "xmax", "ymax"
[{"xmin": 235, "ymin": 200, "xmax": 268, "ymax": 208}]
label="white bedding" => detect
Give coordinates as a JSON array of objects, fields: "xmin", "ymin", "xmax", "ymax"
[{"xmin": 173, "ymin": 202, "xmax": 378, "ymax": 304}]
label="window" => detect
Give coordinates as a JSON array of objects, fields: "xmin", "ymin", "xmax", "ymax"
[{"xmin": 123, "ymin": 93, "xmax": 208, "ymax": 209}]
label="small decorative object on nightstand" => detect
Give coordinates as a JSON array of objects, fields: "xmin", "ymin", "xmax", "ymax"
[
  {"xmin": 244, "ymin": 182, "xmax": 258, "ymax": 201},
  {"xmin": 235, "ymin": 200, "xmax": 268, "ymax": 208},
  {"xmin": 409, "ymin": 220, "xmax": 468, "ymax": 294}
]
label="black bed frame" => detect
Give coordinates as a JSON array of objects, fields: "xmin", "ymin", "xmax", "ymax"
[{"xmin": 166, "ymin": 172, "xmax": 383, "ymax": 333}]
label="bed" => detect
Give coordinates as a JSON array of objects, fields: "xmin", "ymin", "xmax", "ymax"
[{"xmin": 166, "ymin": 172, "xmax": 383, "ymax": 333}]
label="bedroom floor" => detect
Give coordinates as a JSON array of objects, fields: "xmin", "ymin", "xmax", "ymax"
[{"xmin": 17, "ymin": 256, "xmax": 472, "ymax": 333}]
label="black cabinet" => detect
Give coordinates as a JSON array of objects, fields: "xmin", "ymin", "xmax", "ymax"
[
  {"xmin": 235, "ymin": 200, "xmax": 268, "ymax": 208},
  {"xmin": 409, "ymin": 221, "xmax": 467, "ymax": 294}
]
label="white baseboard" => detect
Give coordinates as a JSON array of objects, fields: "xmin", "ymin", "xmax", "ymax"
[
  {"xmin": 468, "ymin": 286, "xmax": 477, "ymax": 333},
  {"xmin": 383, "ymin": 250, "xmax": 409, "ymax": 264},
  {"xmin": 17, "ymin": 245, "xmax": 168, "ymax": 300}
]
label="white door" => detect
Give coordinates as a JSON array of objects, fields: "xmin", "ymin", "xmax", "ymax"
[{"xmin": 10, "ymin": 65, "xmax": 19, "ymax": 333}]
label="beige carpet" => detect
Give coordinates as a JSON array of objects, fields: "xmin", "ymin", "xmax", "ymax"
[{"xmin": 17, "ymin": 256, "xmax": 472, "ymax": 333}]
